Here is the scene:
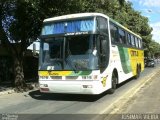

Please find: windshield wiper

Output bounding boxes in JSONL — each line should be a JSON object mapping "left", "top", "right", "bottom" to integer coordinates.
{"left": 65, "top": 42, "right": 78, "bottom": 72}
{"left": 53, "top": 58, "right": 64, "bottom": 68}
{"left": 66, "top": 58, "right": 78, "bottom": 72}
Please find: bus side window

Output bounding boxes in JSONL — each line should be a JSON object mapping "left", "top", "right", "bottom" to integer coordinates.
{"left": 118, "top": 28, "right": 126, "bottom": 44}
{"left": 135, "top": 37, "right": 139, "bottom": 48}
{"left": 97, "top": 17, "right": 108, "bottom": 35}
{"left": 131, "top": 35, "right": 135, "bottom": 47}
{"left": 110, "top": 22, "right": 118, "bottom": 43}
{"left": 127, "top": 33, "right": 132, "bottom": 46}
{"left": 139, "top": 39, "right": 142, "bottom": 49}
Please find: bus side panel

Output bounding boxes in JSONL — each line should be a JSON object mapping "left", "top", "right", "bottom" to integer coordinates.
{"left": 110, "top": 45, "right": 132, "bottom": 83}
{"left": 110, "top": 45, "right": 144, "bottom": 84}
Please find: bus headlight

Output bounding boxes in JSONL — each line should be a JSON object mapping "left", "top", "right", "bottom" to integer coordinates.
{"left": 40, "top": 84, "right": 48, "bottom": 87}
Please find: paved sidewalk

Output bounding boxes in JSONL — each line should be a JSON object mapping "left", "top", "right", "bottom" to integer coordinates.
{"left": 120, "top": 71, "right": 160, "bottom": 114}
{"left": 0, "top": 82, "right": 39, "bottom": 96}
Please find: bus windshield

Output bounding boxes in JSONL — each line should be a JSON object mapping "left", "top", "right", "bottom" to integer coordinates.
{"left": 39, "top": 35, "right": 99, "bottom": 71}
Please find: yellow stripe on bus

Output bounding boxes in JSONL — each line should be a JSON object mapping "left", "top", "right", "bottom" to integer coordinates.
{"left": 39, "top": 71, "right": 73, "bottom": 76}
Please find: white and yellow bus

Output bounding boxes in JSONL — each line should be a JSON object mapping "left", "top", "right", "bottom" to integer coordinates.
{"left": 38, "top": 13, "right": 144, "bottom": 94}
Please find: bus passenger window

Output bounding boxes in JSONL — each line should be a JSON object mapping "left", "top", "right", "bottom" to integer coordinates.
{"left": 97, "top": 17, "right": 108, "bottom": 35}
{"left": 127, "top": 34, "right": 132, "bottom": 45}
{"left": 135, "top": 37, "right": 139, "bottom": 48}
{"left": 138, "top": 39, "right": 142, "bottom": 48}
{"left": 131, "top": 35, "right": 135, "bottom": 47}
{"left": 118, "top": 29, "right": 126, "bottom": 44}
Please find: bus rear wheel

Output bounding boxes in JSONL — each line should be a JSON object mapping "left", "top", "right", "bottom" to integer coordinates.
{"left": 134, "top": 66, "right": 140, "bottom": 79}
{"left": 108, "top": 73, "right": 117, "bottom": 94}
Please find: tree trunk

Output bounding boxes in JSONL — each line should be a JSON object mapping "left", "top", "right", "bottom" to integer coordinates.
{"left": 14, "top": 58, "right": 26, "bottom": 92}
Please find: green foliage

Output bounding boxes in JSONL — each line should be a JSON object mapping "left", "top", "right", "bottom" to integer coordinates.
{"left": 107, "top": 1, "right": 159, "bottom": 57}
{"left": 148, "top": 40, "right": 160, "bottom": 58}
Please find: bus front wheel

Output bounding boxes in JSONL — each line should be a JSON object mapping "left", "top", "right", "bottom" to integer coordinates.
{"left": 108, "top": 73, "right": 117, "bottom": 94}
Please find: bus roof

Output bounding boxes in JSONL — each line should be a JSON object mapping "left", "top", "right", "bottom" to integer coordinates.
{"left": 43, "top": 13, "right": 141, "bottom": 39}
{"left": 43, "top": 13, "right": 108, "bottom": 22}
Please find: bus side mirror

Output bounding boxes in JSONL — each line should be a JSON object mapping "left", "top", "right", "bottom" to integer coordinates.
{"left": 33, "top": 43, "right": 36, "bottom": 56}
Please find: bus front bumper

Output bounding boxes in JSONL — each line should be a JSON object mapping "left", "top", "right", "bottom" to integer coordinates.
{"left": 39, "top": 80, "right": 104, "bottom": 95}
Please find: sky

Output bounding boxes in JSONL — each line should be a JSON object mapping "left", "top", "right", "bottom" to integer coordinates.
{"left": 127, "top": 0, "right": 160, "bottom": 43}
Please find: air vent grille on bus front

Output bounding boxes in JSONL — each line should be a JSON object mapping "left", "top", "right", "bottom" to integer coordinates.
{"left": 50, "top": 76, "right": 62, "bottom": 80}
{"left": 65, "top": 76, "right": 78, "bottom": 80}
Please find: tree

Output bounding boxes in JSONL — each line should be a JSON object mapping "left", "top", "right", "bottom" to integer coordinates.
{"left": 0, "top": 0, "right": 32, "bottom": 91}
{"left": 148, "top": 40, "right": 160, "bottom": 58}
{"left": 1, "top": 0, "right": 90, "bottom": 91}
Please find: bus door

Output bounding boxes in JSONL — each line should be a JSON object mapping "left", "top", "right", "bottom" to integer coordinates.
{"left": 97, "top": 35, "right": 109, "bottom": 73}
{"left": 96, "top": 17, "right": 110, "bottom": 73}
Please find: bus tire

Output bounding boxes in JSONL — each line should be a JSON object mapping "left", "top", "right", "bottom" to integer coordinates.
{"left": 134, "top": 66, "right": 140, "bottom": 79}
{"left": 108, "top": 73, "right": 117, "bottom": 94}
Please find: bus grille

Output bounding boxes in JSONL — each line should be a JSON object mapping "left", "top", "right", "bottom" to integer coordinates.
{"left": 65, "top": 76, "right": 78, "bottom": 80}
{"left": 50, "top": 76, "right": 62, "bottom": 80}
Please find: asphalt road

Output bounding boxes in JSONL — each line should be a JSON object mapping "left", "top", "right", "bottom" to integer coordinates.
{"left": 0, "top": 64, "right": 160, "bottom": 120}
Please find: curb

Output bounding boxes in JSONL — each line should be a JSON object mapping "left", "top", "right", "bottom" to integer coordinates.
{"left": 0, "top": 89, "right": 15, "bottom": 96}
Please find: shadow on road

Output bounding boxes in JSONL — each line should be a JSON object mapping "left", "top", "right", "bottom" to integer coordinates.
{"left": 117, "top": 77, "right": 133, "bottom": 88}
{"left": 28, "top": 90, "right": 110, "bottom": 102}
